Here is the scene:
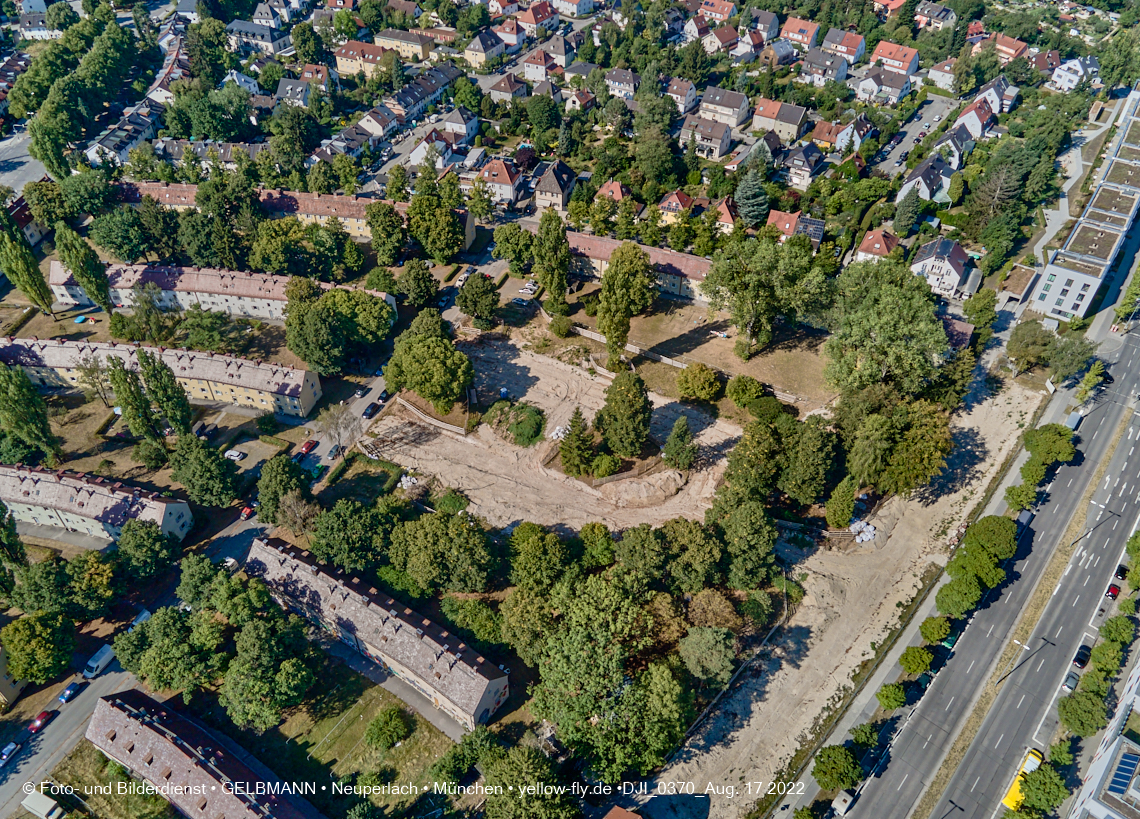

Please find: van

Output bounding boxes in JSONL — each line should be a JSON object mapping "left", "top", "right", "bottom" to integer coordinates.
{"left": 128, "top": 609, "right": 151, "bottom": 633}
{"left": 21, "top": 791, "right": 66, "bottom": 819}
{"left": 1065, "top": 410, "right": 1083, "bottom": 431}
{"left": 83, "top": 644, "right": 115, "bottom": 679}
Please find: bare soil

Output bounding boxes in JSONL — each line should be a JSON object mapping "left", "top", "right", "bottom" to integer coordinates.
{"left": 636, "top": 377, "right": 1045, "bottom": 819}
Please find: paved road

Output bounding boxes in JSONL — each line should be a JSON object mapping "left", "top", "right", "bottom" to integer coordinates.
{"left": 848, "top": 326, "right": 1140, "bottom": 819}
{"left": 0, "top": 666, "right": 135, "bottom": 819}
{"left": 864, "top": 93, "right": 960, "bottom": 178}
{"left": 0, "top": 131, "right": 46, "bottom": 193}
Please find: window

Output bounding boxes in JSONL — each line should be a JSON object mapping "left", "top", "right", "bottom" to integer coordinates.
{"left": 1065, "top": 278, "right": 1074, "bottom": 286}
{"left": 1060, "top": 289, "right": 1069, "bottom": 297}
{"left": 1082, "top": 283, "right": 1090, "bottom": 291}
{"left": 1077, "top": 293, "right": 1085, "bottom": 302}
{"left": 1055, "top": 298, "right": 1064, "bottom": 306}
{"left": 1042, "top": 284, "right": 1051, "bottom": 292}
{"left": 1047, "top": 274, "right": 1056, "bottom": 282}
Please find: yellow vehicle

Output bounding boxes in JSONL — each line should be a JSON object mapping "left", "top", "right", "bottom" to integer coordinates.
{"left": 1002, "top": 748, "right": 1044, "bottom": 810}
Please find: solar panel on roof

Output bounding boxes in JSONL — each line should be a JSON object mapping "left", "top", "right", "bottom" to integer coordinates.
{"left": 1108, "top": 752, "right": 1140, "bottom": 795}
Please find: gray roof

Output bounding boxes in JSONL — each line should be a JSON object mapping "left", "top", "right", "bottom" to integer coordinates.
{"left": 785, "top": 142, "right": 824, "bottom": 168}
{"left": 544, "top": 34, "right": 573, "bottom": 57}
{"left": 682, "top": 114, "right": 730, "bottom": 141}
{"left": 275, "top": 78, "right": 310, "bottom": 101}
{"left": 745, "top": 8, "right": 778, "bottom": 28}
{"left": 701, "top": 86, "right": 747, "bottom": 110}
{"left": 246, "top": 538, "right": 508, "bottom": 721}
{"left": 906, "top": 154, "right": 953, "bottom": 187}
{"left": 535, "top": 159, "right": 575, "bottom": 195}
{"left": 605, "top": 68, "right": 640, "bottom": 86}
{"left": 466, "top": 30, "right": 502, "bottom": 53}
{"left": 563, "top": 61, "right": 598, "bottom": 77}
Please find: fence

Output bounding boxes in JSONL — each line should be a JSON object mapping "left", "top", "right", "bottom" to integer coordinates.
{"left": 591, "top": 456, "right": 663, "bottom": 487}
{"left": 395, "top": 396, "right": 467, "bottom": 436}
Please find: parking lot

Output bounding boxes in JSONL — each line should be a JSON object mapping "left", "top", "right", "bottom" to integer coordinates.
{"left": 866, "top": 93, "right": 961, "bottom": 176}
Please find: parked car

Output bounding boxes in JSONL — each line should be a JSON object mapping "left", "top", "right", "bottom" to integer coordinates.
{"left": 1107, "top": 584, "right": 1121, "bottom": 599}
{"left": 58, "top": 682, "right": 84, "bottom": 704}
{"left": 27, "top": 711, "right": 54, "bottom": 734}
{"left": 240, "top": 506, "right": 255, "bottom": 521}
{"left": 512, "top": 297, "right": 530, "bottom": 306}
{"left": 362, "top": 402, "right": 380, "bottom": 419}
{"left": 934, "top": 115, "right": 942, "bottom": 122}
{"left": 223, "top": 449, "right": 246, "bottom": 462}
{"left": 1117, "top": 564, "right": 1129, "bottom": 580}
{"left": 328, "top": 445, "right": 345, "bottom": 460}
{"left": 378, "top": 389, "right": 390, "bottom": 403}
{"left": 0, "top": 742, "right": 20, "bottom": 767}
{"left": 300, "top": 439, "right": 318, "bottom": 454}
{"left": 1103, "top": 369, "right": 1115, "bottom": 384}
{"left": 1073, "top": 644, "right": 1092, "bottom": 668}
{"left": 900, "top": 151, "right": 910, "bottom": 160}
{"left": 291, "top": 451, "right": 305, "bottom": 464}
{"left": 354, "top": 387, "right": 366, "bottom": 398}
{"left": 1062, "top": 671, "right": 1080, "bottom": 692}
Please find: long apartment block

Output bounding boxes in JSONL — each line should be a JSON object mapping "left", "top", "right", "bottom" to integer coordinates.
{"left": 0, "top": 337, "right": 322, "bottom": 418}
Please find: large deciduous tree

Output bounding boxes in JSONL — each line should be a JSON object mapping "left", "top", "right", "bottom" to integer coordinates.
{"left": 597, "top": 242, "right": 656, "bottom": 368}
{"left": 0, "top": 611, "right": 75, "bottom": 684}
{"left": 383, "top": 334, "right": 473, "bottom": 414}
{"left": 170, "top": 434, "right": 238, "bottom": 507}
{"left": 137, "top": 350, "right": 192, "bottom": 435}
{"left": 0, "top": 365, "right": 60, "bottom": 464}
{"left": 365, "top": 201, "right": 406, "bottom": 266}
{"left": 54, "top": 223, "right": 112, "bottom": 314}
{"left": 532, "top": 209, "right": 571, "bottom": 315}
{"left": 256, "top": 455, "right": 310, "bottom": 526}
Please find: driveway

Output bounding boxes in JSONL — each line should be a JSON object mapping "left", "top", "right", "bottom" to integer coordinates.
{"left": 865, "top": 93, "right": 960, "bottom": 177}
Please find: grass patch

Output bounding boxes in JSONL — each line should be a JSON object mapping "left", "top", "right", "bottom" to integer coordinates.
{"left": 53, "top": 740, "right": 174, "bottom": 819}
{"left": 483, "top": 400, "right": 545, "bottom": 446}
{"left": 259, "top": 435, "right": 291, "bottom": 449}
{"left": 318, "top": 455, "right": 402, "bottom": 505}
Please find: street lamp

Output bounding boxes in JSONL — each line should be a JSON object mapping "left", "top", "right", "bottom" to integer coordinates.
{"left": 998, "top": 639, "right": 1033, "bottom": 684}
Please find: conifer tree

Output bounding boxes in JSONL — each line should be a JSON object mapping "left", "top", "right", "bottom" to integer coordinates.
{"left": 560, "top": 406, "right": 593, "bottom": 477}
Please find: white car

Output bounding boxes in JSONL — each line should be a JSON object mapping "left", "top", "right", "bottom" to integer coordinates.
{"left": 224, "top": 449, "right": 247, "bottom": 462}
{"left": 934, "top": 115, "right": 942, "bottom": 122}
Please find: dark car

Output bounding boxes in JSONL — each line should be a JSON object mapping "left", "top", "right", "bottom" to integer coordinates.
{"left": 1074, "top": 644, "right": 1092, "bottom": 668}
{"left": 290, "top": 451, "right": 305, "bottom": 464}
{"left": 1117, "top": 564, "right": 1129, "bottom": 580}
{"left": 354, "top": 387, "right": 366, "bottom": 398}
{"left": 28, "top": 711, "right": 54, "bottom": 733}
{"left": 899, "top": 150, "right": 910, "bottom": 161}
{"left": 378, "top": 389, "right": 390, "bottom": 403}
{"left": 0, "top": 742, "right": 19, "bottom": 767}
{"left": 362, "top": 402, "right": 380, "bottom": 420}
{"left": 59, "top": 681, "right": 83, "bottom": 704}
{"left": 1103, "top": 370, "right": 1115, "bottom": 384}
{"left": 1107, "top": 584, "right": 1121, "bottom": 600}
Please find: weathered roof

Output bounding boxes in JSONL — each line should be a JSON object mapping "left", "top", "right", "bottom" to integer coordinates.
{"left": 701, "top": 86, "right": 747, "bottom": 110}
{"left": 858, "top": 229, "right": 899, "bottom": 257}
{"left": 535, "top": 159, "right": 575, "bottom": 196}
{"left": 553, "top": 230, "right": 713, "bottom": 283}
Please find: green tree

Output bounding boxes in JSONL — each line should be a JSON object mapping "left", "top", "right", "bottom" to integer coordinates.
{"left": 899, "top": 645, "right": 933, "bottom": 674}
{"left": 676, "top": 362, "right": 720, "bottom": 401}
{"left": 384, "top": 334, "right": 473, "bottom": 414}
{"left": 559, "top": 406, "right": 594, "bottom": 477}
{"left": 734, "top": 167, "right": 769, "bottom": 227}
{"left": 532, "top": 209, "right": 571, "bottom": 314}
{"left": 1058, "top": 689, "right": 1107, "bottom": 736}
{"left": 0, "top": 611, "right": 74, "bottom": 684}
{"left": 365, "top": 706, "right": 413, "bottom": 749}
{"left": 0, "top": 366, "right": 59, "bottom": 463}
{"left": 1101, "top": 614, "right": 1134, "bottom": 645}
{"left": 220, "top": 615, "right": 315, "bottom": 732}
{"left": 678, "top": 626, "right": 736, "bottom": 687}
{"left": 894, "top": 185, "right": 922, "bottom": 236}
{"left": 850, "top": 722, "right": 879, "bottom": 749}
{"left": 936, "top": 574, "right": 983, "bottom": 619}
{"left": 9, "top": 558, "right": 73, "bottom": 617}
{"left": 256, "top": 455, "right": 309, "bottom": 526}
{"left": 594, "top": 371, "right": 652, "bottom": 458}
{"left": 137, "top": 350, "right": 192, "bottom": 435}
{"left": 467, "top": 177, "right": 493, "bottom": 222}
{"left": 114, "top": 606, "right": 224, "bottom": 698}
{"left": 170, "top": 434, "right": 238, "bottom": 507}
{"left": 386, "top": 164, "right": 409, "bottom": 201}
{"left": 291, "top": 21, "right": 319, "bottom": 63}
{"left": 876, "top": 682, "right": 906, "bottom": 710}
{"left": 66, "top": 551, "right": 116, "bottom": 619}
{"left": 23, "top": 180, "right": 75, "bottom": 227}
{"left": 55, "top": 223, "right": 112, "bottom": 314}
{"left": 0, "top": 212, "right": 54, "bottom": 314}
{"left": 492, "top": 223, "right": 533, "bottom": 277}
{"left": 596, "top": 242, "right": 655, "bottom": 368}
{"left": 176, "top": 554, "right": 220, "bottom": 611}
{"left": 483, "top": 746, "right": 580, "bottom": 819}
{"left": 397, "top": 259, "right": 439, "bottom": 309}
{"left": 365, "top": 201, "right": 407, "bottom": 266}
{"left": 825, "top": 475, "right": 856, "bottom": 529}
{"left": 1021, "top": 764, "right": 1068, "bottom": 813}
{"left": 89, "top": 206, "right": 150, "bottom": 264}
{"left": 920, "top": 616, "right": 951, "bottom": 644}
{"left": 107, "top": 357, "right": 162, "bottom": 442}
{"left": 509, "top": 522, "right": 569, "bottom": 594}
{"left": 812, "top": 745, "right": 863, "bottom": 791}
{"left": 1005, "top": 483, "right": 1038, "bottom": 512}
{"left": 310, "top": 499, "right": 382, "bottom": 572}
{"left": 117, "top": 519, "right": 179, "bottom": 581}
{"left": 661, "top": 415, "right": 697, "bottom": 470}
{"left": 388, "top": 512, "right": 493, "bottom": 593}
{"left": 963, "top": 288, "right": 998, "bottom": 329}
{"left": 1007, "top": 320, "right": 1054, "bottom": 375}
{"left": 778, "top": 416, "right": 837, "bottom": 506}
{"left": 457, "top": 271, "right": 499, "bottom": 322}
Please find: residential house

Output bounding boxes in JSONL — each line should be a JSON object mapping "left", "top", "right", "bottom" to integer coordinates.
{"left": 464, "top": 30, "right": 505, "bottom": 66}
{"left": 752, "top": 97, "right": 807, "bottom": 142}
{"left": 927, "top": 57, "right": 956, "bottom": 91}
{"left": 799, "top": 47, "right": 848, "bottom": 87}
{"left": 252, "top": 1, "right": 285, "bottom": 27}
{"left": 523, "top": 49, "right": 557, "bottom": 81}
{"left": 915, "top": 0, "right": 956, "bottom": 30}
{"left": 974, "top": 32, "right": 1027, "bottom": 64}
{"left": 533, "top": 80, "right": 562, "bottom": 102}
{"left": 85, "top": 100, "right": 165, "bottom": 167}
{"left": 783, "top": 142, "right": 825, "bottom": 189}
{"left": 596, "top": 179, "right": 632, "bottom": 203}
{"left": 544, "top": 34, "right": 575, "bottom": 66}
{"left": 699, "top": 0, "right": 735, "bottom": 22}
{"left": 0, "top": 465, "right": 192, "bottom": 543}
{"left": 248, "top": 539, "right": 511, "bottom": 730}
{"left": 552, "top": 0, "right": 592, "bottom": 16}
{"left": 561, "top": 60, "right": 597, "bottom": 82}
{"left": 873, "top": 0, "right": 906, "bottom": 16}
{"left": 856, "top": 67, "right": 911, "bottom": 105}
{"left": 375, "top": 28, "right": 434, "bottom": 60}
{"left": 910, "top": 238, "right": 971, "bottom": 296}
{"left": 1052, "top": 55, "right": 1099, "bottom": 92}
{"left": 334, "top": 41, "right": 391, "bottom": 78}
{"left": 703, "top": 26, "right": 738, "bottom": 54}
{"left": 222, "top": 69, "right": 261, "bottom": 94}
{"left": 765, "top": 209, "right": 825, "bottom": 247}
{"left": 441, "top": 106, "right": 479, "bottom": 143}
{"left": 810, "top": 121, "right": 844, "bottom": 152}
{"left": 665, "top": 77, "right": 697, "bottom": 113}
{"left": 683, "top": 15, "right": 710, "bottom": 44}
{"left": 976, "top": 74, "right": 1019, "bottom": 113}
{"left": 327, "top": 0, "right": 355, "bottom": 7}
{"left": 175, "top": 0, "right": 199, "bottom": 22}
{"left": 517, "top": 1, "right": 559, "bottom": 36}
{"left": 381, "top": 62, "right": 463, "bottom": 123}
{"left": 869, "top": 40, "right": 919, "bottom": 75}
{"left": 489, "top": 0, "right": 518, "bottom": 16}
{"left": 8, "top": 192, "right": 47, "bottom": 247}
{"left": 605, "top": 68, "right": 640, "bottom": 99}
{"left": 355, "top": 105, "right": 400, "bottom": 139}
{"left": 658, "top": 189, "right": 696, "bottom": 224}
{"left": 731, "top": 29, "right": 765, "bottom": 62}
{"left": 1030, "top": 49, "right": 1061, "bottom": 74}
{"left": 489, "top": 72, "right": 528, "bottom": 102}
{"left": 145, "top": 39, "right": 193, "bottom": 104}
{"left": 565, "top": 88, "right": 595, "bottom": 111}
{"left": 855, "top": 229, "right": 899, "bottom": 262}
{"left": 954, "top": 96, "right": 995, "bottom": 139}
{"left": 781, "top": 17, "right": 819, "bottom": 49}
{"left": 225, "top": 21, "right": 292, "bottom": 55}
{"left": 681, "top": 115, "right": 733, "bottom": 160}
{"left": 275, "top": 78, "right": 311, "bottom": 107}
{"left": 757, "top": 38, "right": 797, "bottom": 69}
{"left": 154, "top": 139, "right": 271, "bottom": 169}
{"left": 699, "top": 86, "right": 749, "bottom": 127}
{"left": 554, "top": 230, "right": 712, "bottom": 300}
{"left": 534, "top": 159, "right": 576, "bottom": 210}
{"left": 299, "top": 63, "right": 338, "bottom": 92}
{"left": 407, "top": 129, "right": 455, "bottom": 167}
{"left": 492, "top": 18, "right": 524, "bottom": 49}
{"left": 0, "top": 336, "right": 323, "bottom": 418}
{"left": 742, "top": 8, "right": 779, "bottom": 41}
{"left": 896, "top": 154, "right": 954, "bottom": 202}
{"left": 476, "top": 158, "right": 522, "bottom": 203}
{"left": 932, "top": 124, "right": 974, "bottom": 169}
{"left": 965, "top": 20, "right": 987, "bottom": 42}
{"left": 835, "top": 113, "right": 876, "bottom": 154}
{"left": 18, "top": 13, "right": 60, "bottom": 40}
{"left": 712, "top": 197, "right": 737, "bottom": 233}
{"left": 821, "top": 28, "right": 865, "bottom": 63}
{"left": 0, "top": 648, "right": 25, "bottom": 710}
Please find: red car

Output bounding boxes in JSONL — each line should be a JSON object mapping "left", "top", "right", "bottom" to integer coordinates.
{"left": 1107, "top": 584, "right": 1121, "bottom": 600}
{"left": 240, "top": 506, "right": 254, "bottom": 521}
{"left": 300, "top": 440, "right": 318, "bottom": 455}
{"left": 28, "top": 711, "right": 53, "bottom": 733}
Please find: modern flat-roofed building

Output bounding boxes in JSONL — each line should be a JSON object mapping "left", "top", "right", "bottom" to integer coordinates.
{"left": 0, "top": 338, "right": 323, "bottom": 418}
{"left": 246, "top": 538, "right": 509, "bottom": 731}
{"left": 87, "top": 689, "right": 325, "bottom": 819}
{"left": 0, "top": 465, "right": 192, "bottom": 542}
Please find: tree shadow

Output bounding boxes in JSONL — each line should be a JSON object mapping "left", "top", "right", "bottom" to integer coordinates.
{"left": 240, "top": 323, "right": 288, "bottom": 361}
{"left": 913, "top": 426, "right": 988, "bottom": 505}
{"left": 463, "top": 338, "right": 541, "bottom": 401}
{"left": 640, "top": 795, "right": 712, "bottom": 819}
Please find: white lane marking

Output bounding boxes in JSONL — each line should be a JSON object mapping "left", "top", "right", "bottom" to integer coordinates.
{"left": 1085, "top": 575, "right": 1090, "bottom": 586}
{"left": 1095, "top": 428, "right": 1101, "bottom": 440}
{"left": 1095, "top": 555, "right": 1101, "bottom": 568}
{"left": 898, "top": 774, "right": 909, "bottom": 791}
{"left": 1037, "top": 657, "right": 1046, "bottom": 672}
{"left": 1056, "top": 625, "right": 1064, "bottom": 638}
{"left": 1123, "top": 482, "right": 1130, "bottom": 497}
{"left": 946, "top": 696, "right": 955, "bottom": 711}
{"left": 1074, "top": 594, "right": 1081, "bottom": 607}
{"left": 1116, "top": 519, "right": 1120, "bottom": 530}
{"left": 1018, "top": 694, "right": 1026, "bottom": 708}
{"left": 1065, "top": 564, "right": 1072, "bottom": 576}
{"left": 989, "top": 624, "right": 995, "bottom": 637}
{"left": 972, "top": 777, "right": 980, "bottom": 792}
{"left": 995, "top": 733, "right": 1005, "bottom": 749}
{"left": 1116, "top": 478, "right": 1121, "bottom": 487}
{"left": 1106, "top": 475, "right": 1113, "bottom": 489}
{"left": 967, "top": 660, "right": 975, "bottom": 674}
{"left": 1069, "top": 477, "right": 1074, "bottom": 487}
{"left": 923, "top": 733, "right": 932, "bottom": 749}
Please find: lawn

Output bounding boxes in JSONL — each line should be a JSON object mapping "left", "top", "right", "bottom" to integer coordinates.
{"left": 189, "top": 659, "right": 454, "bottom": 816}
{"left": 318, "top": 452, "right": 402, "bottom": 506}
{"left": 52, "top": 740, "right": 174, "bottom": 819}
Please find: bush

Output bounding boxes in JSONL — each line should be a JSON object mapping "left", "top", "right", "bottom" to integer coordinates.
{"left": 485, "top": 400, "right": 545, "bottom": 446}
{"left": 876, "top": 682, "right": 906, "bottom": 710}
{"left": 255, "top": 412, "right": 280, "bottom": 434}
{"left": 549, "top": 314, "right": 573, "bottom": 337}
{"left": 132, "top": 439, "right": 168, "bottom": 470}
{"left": 741, "top": 590, "right": 773, "bottom": 627}
{"left": 919, "top": 616, "right": 950, "bottom": 645}
{"left": 899, "top": 645, "right": 933, "bottom": 675}
{"left": 592, "top": 453, "right": 620, "bottom": 478}
{"left": 726, "top": 374, "right": 766, "bottom": 408}
{"left": 677, "top": 363, "right": 722, "bottom": 401}
{"left": 364, "top": 706, "right": 413, "bottom": 750}
{"left": 434, "top": 489, "right": 469, "bottom": 514}
{"left": 579, "top": 291, "right": 599, "bottom": 317}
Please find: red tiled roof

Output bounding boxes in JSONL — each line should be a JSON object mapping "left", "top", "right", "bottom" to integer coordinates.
{"left": 767, "top": 209, "right": 800, "bottom": 237}
{"left": 858, "top": 229, "right": 899, "bottom": 256}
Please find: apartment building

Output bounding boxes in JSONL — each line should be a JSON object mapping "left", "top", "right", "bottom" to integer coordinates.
{"left": 334, "top": 40, "right": 392, "bottom": 78}
{"left": 375, "top": 28, "right": 434, "bottom": 61}
{"left": 553, "top": 230, "right": 713, "bottom": 301}
{"left": 698, "top": 86, "right": 750, "bottom": 127}
{"left": 534, "top": 159, "right": 576, "bottom": 211}
{"left": 799, "top": 47, "right": 848, "bottom": 87}
{"left": 0, "top": 465, "right": 192, "bottom": 542}
{"left": 224, "top": 20, "right": 292, "bottom": 55}
{"left": 382, "top": 62, "right": 463, "bottom": 122}
{"left": 152, "top": 139, "right": 272, "bottom": 169}
{"left": 681, "top": 115, "right": 733, "bottom": 160}
{"left": 87, "top": 690, "right": 324, "bottom": 819}
{"left": 247, "top": 538, "right": 510, "bottom": 730}
{"left": 85, "top": 100, "right": 165, "bottom": 167}
{"left": 0, "top": 337, "right": 322, "bottom": 418}
{"left": 464, "top": 30, "right": 505, "bottom": 66}
{"left": 0, "top": 647, "right": 26, "bottom": 709}
{"left": 910, "top": 238, "right": 971, "bottom": 297}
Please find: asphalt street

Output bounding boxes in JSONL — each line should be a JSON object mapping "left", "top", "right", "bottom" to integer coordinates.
{"left": 850, "top": 329, "right": 1140, "bottom": 819}
{"left": 866, "top": 93, "right": 960, "bottom": 178}
{"left": 0, "top": 131, "right": 45, "bottom": 195}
